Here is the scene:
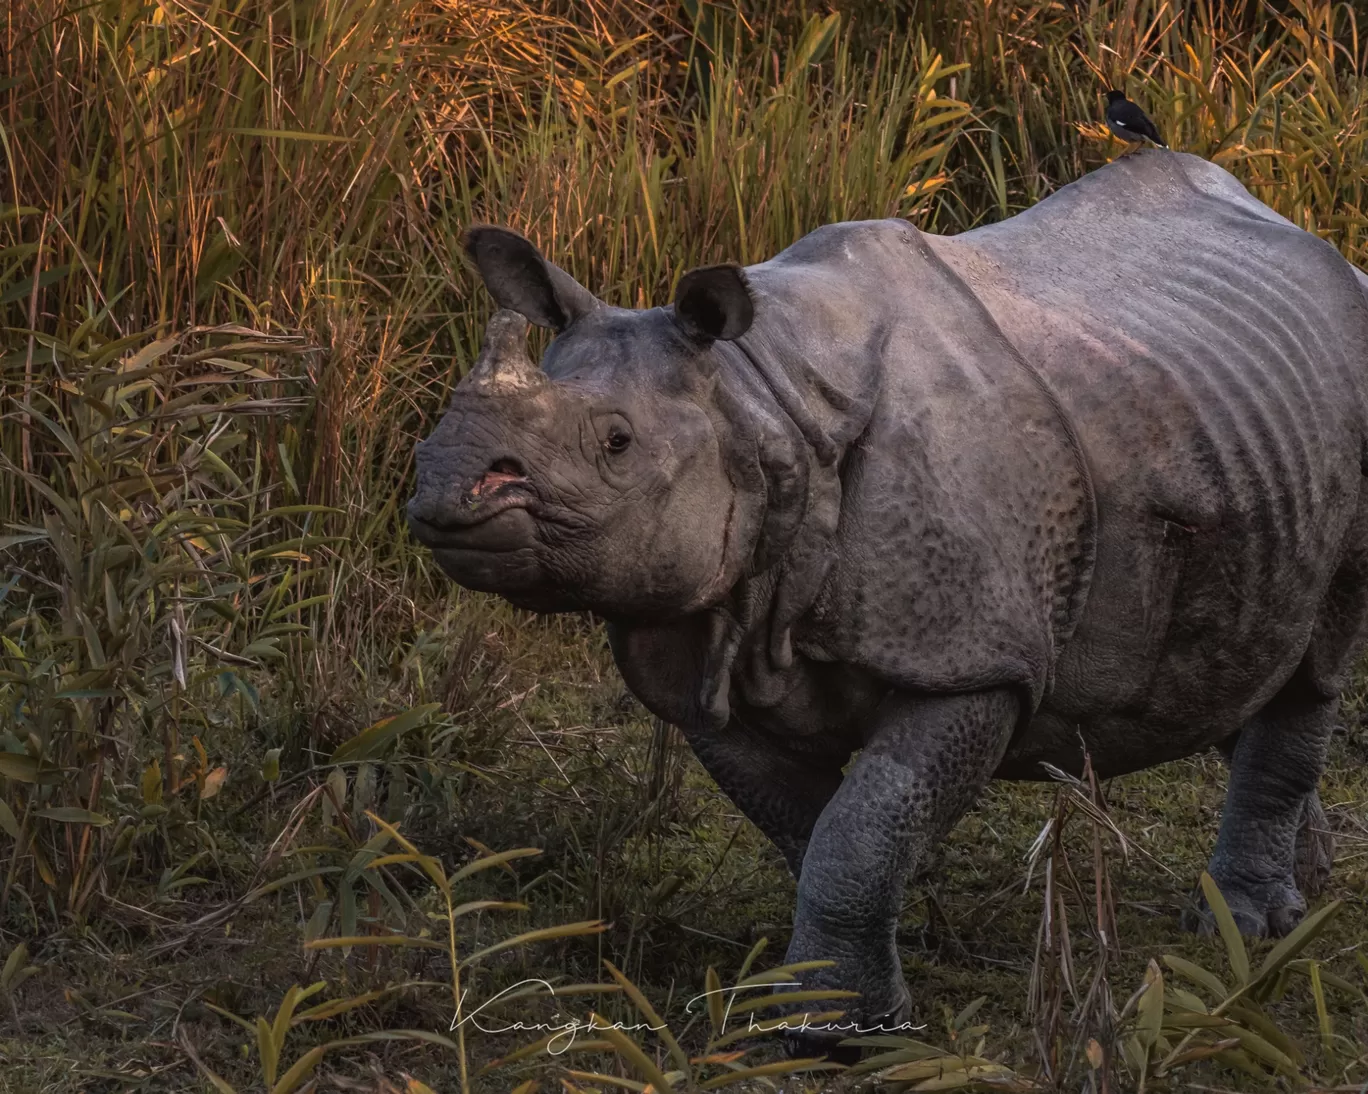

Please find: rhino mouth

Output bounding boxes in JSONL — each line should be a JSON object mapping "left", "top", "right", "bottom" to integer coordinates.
{"left": 408, "top": 457, "right": 536, "bottom": 548}
{"left": 450, "top": 460, "right": 534, "bottom": 526}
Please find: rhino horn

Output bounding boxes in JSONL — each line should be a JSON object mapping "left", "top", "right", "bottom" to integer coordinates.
{"left": 462, "top": 310, "right": 546, "bottom": 395}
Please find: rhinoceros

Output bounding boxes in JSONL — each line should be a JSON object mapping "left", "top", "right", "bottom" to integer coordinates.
{"left": 407, "top": 150, "right": 1368, "bottom": 1048}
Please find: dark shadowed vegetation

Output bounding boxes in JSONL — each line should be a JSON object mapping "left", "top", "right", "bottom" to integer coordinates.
{"left": 1, "top": 0, "right": 1366, "bottom": 1089}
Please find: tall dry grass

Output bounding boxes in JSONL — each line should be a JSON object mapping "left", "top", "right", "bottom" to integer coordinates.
{"left": 0, "top": 0, "right": 977, "bottom": 925}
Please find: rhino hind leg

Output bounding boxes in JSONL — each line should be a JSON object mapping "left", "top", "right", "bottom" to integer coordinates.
{"left": 1187, "top": 682, "right": 1335, "bottom": 937}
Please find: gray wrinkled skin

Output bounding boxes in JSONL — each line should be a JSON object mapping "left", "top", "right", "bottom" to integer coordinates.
{"left": 408, "top": 152, "right": 1368, "bottom": 1053}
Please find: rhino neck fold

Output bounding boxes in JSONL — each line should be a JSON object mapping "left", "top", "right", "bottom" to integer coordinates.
{"left": 604, "top": 317, "right": 878, "bottom": 731}
{"left": 687, "top": 323, "right": 881, "bottom": 728}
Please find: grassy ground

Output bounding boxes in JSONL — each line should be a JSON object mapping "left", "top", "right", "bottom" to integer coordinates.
{"left": 2, "top": 607, "right": 1366, "bottom": 1090}
{"left": 2, "top": 0, "right": 1368, "bottom": 1090}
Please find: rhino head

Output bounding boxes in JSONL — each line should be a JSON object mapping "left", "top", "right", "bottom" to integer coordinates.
{"left": 407, "top": 227, "right": 767, "bottom": 620}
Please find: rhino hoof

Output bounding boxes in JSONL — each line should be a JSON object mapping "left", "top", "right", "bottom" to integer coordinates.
{"left": 1180, "top": 882, "right": 1305, "bottom": 939}
{"left": 783, "top": 1029, "right": 864, "bottom": 1065}
{"left": 781, "top": 980, "right": 914, "bottom": 1064}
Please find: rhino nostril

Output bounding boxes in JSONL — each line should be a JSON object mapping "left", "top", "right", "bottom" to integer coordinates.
{"left": 470, "top": 457, "right": 528, "bottom": 498}
{"left": 407, "top": 454, "right": 533, "bottom": 541}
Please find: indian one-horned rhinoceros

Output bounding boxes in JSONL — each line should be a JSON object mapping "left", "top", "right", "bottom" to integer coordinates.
{"left": 407, "top": 150, "right": 1368, "bottom": 1049}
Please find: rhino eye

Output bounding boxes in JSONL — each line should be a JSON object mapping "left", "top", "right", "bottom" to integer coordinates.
{"left": 604, "top": 426, "right": 632, "bottom": 455}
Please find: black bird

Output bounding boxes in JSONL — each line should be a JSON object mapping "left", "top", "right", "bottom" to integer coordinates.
{"left": 1105, "top": 89, "right": 1167, "bottom": 151}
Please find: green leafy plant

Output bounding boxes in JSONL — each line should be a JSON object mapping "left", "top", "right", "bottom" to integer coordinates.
{"left": 0, "top": 939, "right": 41, "bottom": 1025}
{"left": 301, "top": 811, "right": 605, "bottom": 1090}
{"left": 0, "top": 324, "right": 326, "bottom": 925}
{"left": 528, "top": 940, "right": 850, "bottom": 1092}
{"left": 845, "top": 997, "right": 1042, "bottom": 1091}
{"left": 185, "top": 979, "right": 458, "bottom": 1094}
{"left": 185, "top": 808, "right": 607, "bottom": 1092}
{"left": 1119, "top": 874, "right": 1351, "bottom": 1089}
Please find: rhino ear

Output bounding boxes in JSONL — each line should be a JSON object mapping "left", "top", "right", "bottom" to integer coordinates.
{"left": 672, "top": 264, "right": 754, "bottom": 342}
{"left": 463, "top": 226, "right": 601, "bottom": 331}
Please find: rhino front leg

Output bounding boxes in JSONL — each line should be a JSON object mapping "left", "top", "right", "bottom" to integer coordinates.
{"left": 682, "top": 721, "right": 852, "bottom": 877}
{"left": 782, "top": 688, "right": 1019, "bottom": 1053}
{"left": 1197, "top": 681, "right": 1335, "bottom": 937}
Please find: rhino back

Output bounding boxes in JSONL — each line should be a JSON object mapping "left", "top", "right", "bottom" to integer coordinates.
{"left": 930, "top": 151, "right": 1368, "bottom": 774}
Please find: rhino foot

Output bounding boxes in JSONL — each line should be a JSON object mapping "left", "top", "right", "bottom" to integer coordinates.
{"left": 776, "top": 690, "right": 1018, "bottom": 1063}
{"left": 1183, "top": 792, "right": 1331, "bottom": 938}
{"left": 1193, "top": 684, "right": 1335, "bottom": 939}
{"left": 781, "top": 978, "right": 913, "bottom": 1063}
{"left": 1181, "top": 876, "right": 1306, "bottom": 938}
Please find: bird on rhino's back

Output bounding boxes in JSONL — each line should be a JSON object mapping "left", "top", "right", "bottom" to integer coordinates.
{"left": 407, "top": 149, "right": 1368, "bottom": 1057}
{"left": 1105, "top": 88, "right": 1168, "bottom": 149}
